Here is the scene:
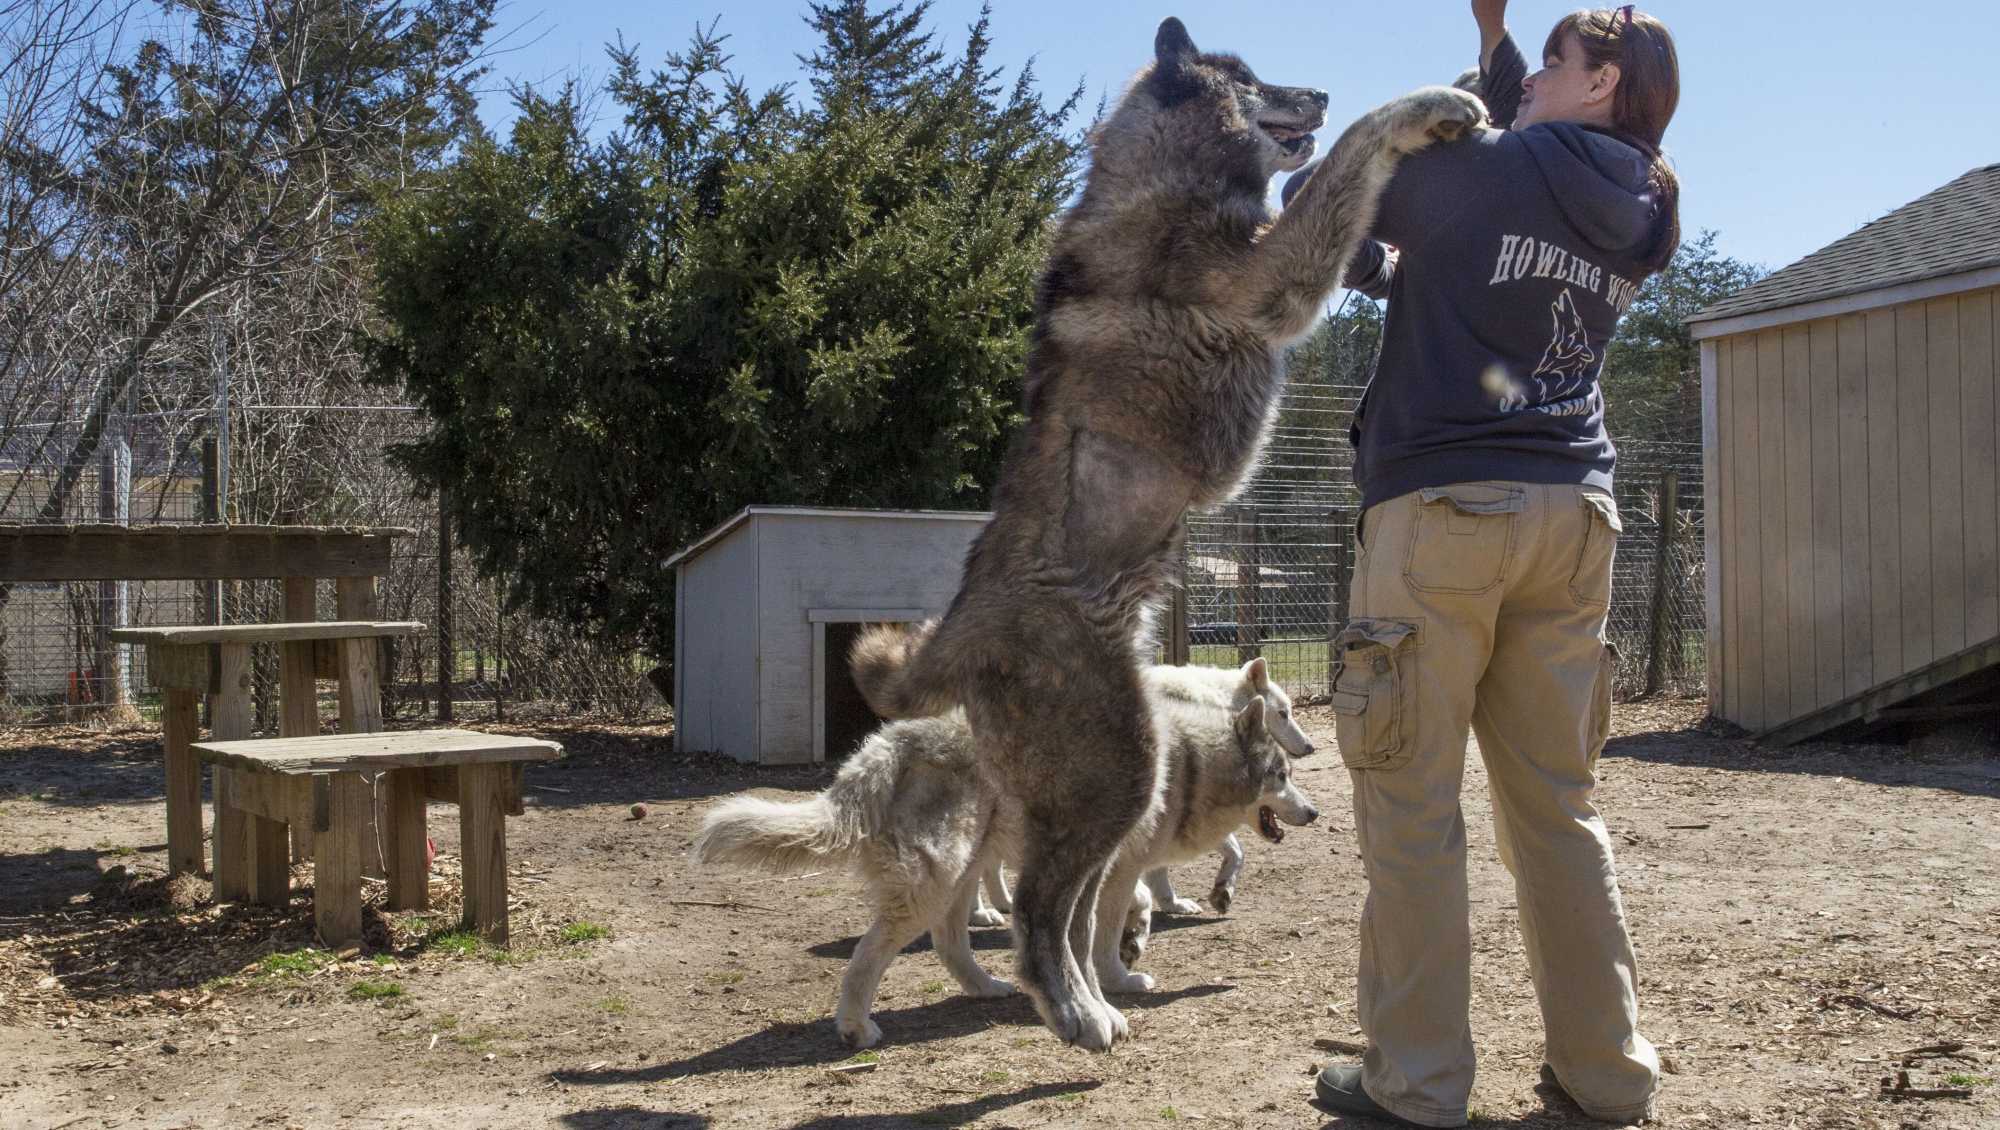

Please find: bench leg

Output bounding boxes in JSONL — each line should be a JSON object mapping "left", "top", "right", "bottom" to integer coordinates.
{"left": 210, "top": 642, "right": 254, "bottom": 901}
{"left": 280, "top": 637, "right": 320, "bottom": 863}
{"left": 248, "top": 810, "right": 290, "bottom": 907}
{"left": 162, "top": 689, "right": 202, "bottom": 878}
{"left": 313, "top": 772, "right": 369, "bottom": 949}
{"left": 459, "top": 763, "right": 508, "bottom": 944}
{"left": 212, "top": 767, "right": 251, "bottom": 902}
{"left": 383, "top": 768, "right": 429, "bottom": 911}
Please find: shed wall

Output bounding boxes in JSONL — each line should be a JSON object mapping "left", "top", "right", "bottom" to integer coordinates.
{"left": 754, "top": 514, "right": 984, "bottom": 763}
{"left": 675, "top": 525, "right": 759, "bottom": 758}
{"left": 1707, "top": 284, "right": 1999, "bottom": 731}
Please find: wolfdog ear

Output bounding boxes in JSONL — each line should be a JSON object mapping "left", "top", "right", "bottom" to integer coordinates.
{"left": 1243, "top": 655, "right": 1270, "bottom": 690}
{"left": 1233, "top": 697, "right": 1268, "bottom": 745}
{"left": 1155, "top": 17, "right": 1198, "bottom": 65}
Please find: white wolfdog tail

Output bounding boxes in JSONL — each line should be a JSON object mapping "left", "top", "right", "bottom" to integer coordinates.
{"left": 692, "top": 793, "right": 861, "bottom": 875}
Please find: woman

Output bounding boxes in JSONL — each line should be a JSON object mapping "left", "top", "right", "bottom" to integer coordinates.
{"left": 1287, "top": 5, "right": 1680, "bottom": 1126}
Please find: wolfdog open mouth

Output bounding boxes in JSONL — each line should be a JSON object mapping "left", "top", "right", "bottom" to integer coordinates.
{"left": 1259, "top": 122, "right": 1315, "bottom": 156}
{"left": 1257, "top": 805, "right": 1284, "bottom": 842}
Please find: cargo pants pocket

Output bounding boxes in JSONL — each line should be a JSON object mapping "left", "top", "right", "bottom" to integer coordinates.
{"left": 1567, "top": 492, "right": 1623, "bottom": 607}
{"left": 1587, "top": 641, "right": 1616, "bottom": 771}
{"left": 1403, "top": 484, "right": 1526, "bottom": 594}
{"left": 1329, "top": 618, "right": 1421, "bottom": 770}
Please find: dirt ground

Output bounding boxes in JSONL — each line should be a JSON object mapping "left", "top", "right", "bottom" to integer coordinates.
{"left": 1, "top": 699, "right": 1996, "bottom": 1130}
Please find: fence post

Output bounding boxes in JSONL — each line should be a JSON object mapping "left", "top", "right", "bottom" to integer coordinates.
{"left": 1644, "top": 470, "right": 1681, "bottom": 697}
{"left": 1167, "top": 532, "right": 1190, "bottom": 667}
{"left": 438, "top": 492, "right": 453, "bottom": 724}
{"left": 1236, "top": 508, "right": 1260, "bottom": 665}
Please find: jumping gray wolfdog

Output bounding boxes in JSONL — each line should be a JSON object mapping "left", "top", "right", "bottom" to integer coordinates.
{"left": 691, "top": 664, "right": 1319, "bottom": 1049}
{"left": 849, "top": 17, "right": 1486, "bottom": 1050}
{"left": 970, "top": 656, "right": 1318, "bottom": 928}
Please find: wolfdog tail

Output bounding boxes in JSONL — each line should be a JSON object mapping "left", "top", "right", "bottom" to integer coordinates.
{"left": 848, "top": 618, "right": 963, "bottom": 720}
{"left": 692, "top": 793, "right": 863, "bottom": 875}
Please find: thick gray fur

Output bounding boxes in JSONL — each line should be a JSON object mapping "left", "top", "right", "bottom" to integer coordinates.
{"left": 848, "top": 17, "right": 1486, "bottom": 1050}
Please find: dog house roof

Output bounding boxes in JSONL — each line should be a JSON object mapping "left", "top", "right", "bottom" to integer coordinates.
{"left": 664, "top": 506, "right": 990, "bottom": 570}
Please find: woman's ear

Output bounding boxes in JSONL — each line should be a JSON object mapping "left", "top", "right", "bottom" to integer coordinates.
{"left": 1587, "top": 61, "right": 1622, "bottom": 107}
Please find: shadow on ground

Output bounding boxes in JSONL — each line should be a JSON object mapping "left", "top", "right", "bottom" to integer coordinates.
{"left": 551, "top": 985, "right": 1231, "bottom": 1085}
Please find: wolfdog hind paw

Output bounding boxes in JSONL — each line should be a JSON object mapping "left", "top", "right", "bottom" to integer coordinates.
{"left": 966, "top": 976, "right": 1015, "bottom": 998}
{"left": 1164, "top": 896, "right": 1203, "bottom": 916}
{"left": 969, "top": 908, "right": 1006, "bottom": 928}
{"left": 1045, "top": 996, "right": 1121, "bottom": 1051}
{"left": 837, "top": 1017, "right": 883, "bottom": 1049}
{"left": 1384, "top": 85, "right": 1488, "bottom": 152}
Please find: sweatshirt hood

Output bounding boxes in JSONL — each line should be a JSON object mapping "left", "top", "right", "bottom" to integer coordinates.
{"left": 1515, "top": 122, "right": 1657, "bottom": 255}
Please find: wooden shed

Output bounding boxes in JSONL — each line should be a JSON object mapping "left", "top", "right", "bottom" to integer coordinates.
{"left": 1689, "top": 163, "right": 2000, "bottom": 744}
{"left": 667, "top": 506, "right": 989, "bottom": 764}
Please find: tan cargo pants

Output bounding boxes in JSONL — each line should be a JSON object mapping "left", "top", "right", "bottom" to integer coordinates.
{"left": 1330, "top": 481, "right": 1658, "bottom": 1127}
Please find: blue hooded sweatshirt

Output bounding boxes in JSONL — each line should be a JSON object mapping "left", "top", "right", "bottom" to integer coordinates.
{"left": 1282, "top": 34, "right": 1663, "bottom": 511}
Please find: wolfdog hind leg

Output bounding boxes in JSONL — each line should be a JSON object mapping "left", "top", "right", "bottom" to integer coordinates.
{"left": 1013, "top": 846, "right": 1121, "bottom": 1050}
{"left": 934, "top": 874, "right": 1013, "bottom": 998}
{"left": 1067, "top": 862, "right": 1130, "bottom": 1034}
{"left": 835, "top": 914, "right": 926, "bottom": 1050}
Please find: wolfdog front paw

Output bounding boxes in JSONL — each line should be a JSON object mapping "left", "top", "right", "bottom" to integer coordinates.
{"left": 837, "top": 1015, "right": 883, "bottom": 1049}
{"left": 969, "top": 907, "right": 1006, "bottom": 928}
{"left": 1163, "top": 896, "right": 1203, "bottom": 916}
{"left": 1107, "top": 970, "right": 1157, "bottom": 994}
{"left": 1383, "top": 85, "right": 1488, "bottom": 153}
{"left": 1208, "top": 882, "right": 1235, "bottom": 914}
{"left": 1046, "top": 996, "right": 1118, "bottom": 1051}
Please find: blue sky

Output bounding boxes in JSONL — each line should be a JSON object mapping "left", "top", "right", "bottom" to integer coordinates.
{"left": 471, "top": 0, "right": 2000, "bottom": 274}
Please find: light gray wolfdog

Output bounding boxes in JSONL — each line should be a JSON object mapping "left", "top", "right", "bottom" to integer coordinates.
{"left": 691, "top": 665, "right": 1318, "bottom": 1049}
{"left": 846, "top": 15, "right": 1485, "bottom": 1050}
{"left": 970, "top": 657, "right": 1317, "bottom": 927}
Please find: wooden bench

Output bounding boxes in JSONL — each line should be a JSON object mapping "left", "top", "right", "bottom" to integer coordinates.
{"left": 189, "top": 729, "right": 562, "bottom": 948}
{"left": 110, "top": 620, "right": 424, "bottom": 881}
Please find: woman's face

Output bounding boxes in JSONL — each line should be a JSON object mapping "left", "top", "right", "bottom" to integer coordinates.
{"left": 1515, "top": 32, "right": 1616, "bottom": 131}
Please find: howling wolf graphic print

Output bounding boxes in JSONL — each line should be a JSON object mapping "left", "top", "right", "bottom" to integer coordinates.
{"left": 1496, "top": 288, "right": 1600, "bottom": 415}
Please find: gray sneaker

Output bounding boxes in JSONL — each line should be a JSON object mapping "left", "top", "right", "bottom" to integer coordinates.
{"left": 1313, "top": 1062, "right": 1420, "bottom": 1126}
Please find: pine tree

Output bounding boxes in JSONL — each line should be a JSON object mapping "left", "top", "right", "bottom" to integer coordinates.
{"left": 369, "top": 3, "right": 1082, "bottom": 663}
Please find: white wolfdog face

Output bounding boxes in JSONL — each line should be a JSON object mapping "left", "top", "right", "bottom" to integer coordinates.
{"left": 1232, "top": 698, "right": 1320, "bottom": 843}
{"left": 1241, "top": 656, "right": 1316, "bottom": 758}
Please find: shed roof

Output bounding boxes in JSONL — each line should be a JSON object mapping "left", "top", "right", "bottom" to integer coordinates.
{"left": 1688, "top": 163, "right": 2000, "bottom": 328}
{"left": 665, "top": 506, "right": 990, "bottom": 569}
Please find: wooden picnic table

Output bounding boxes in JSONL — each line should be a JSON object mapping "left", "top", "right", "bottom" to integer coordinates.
{"left": 109, "top": 620, "right": 423, "bottom": 890}
{"left": 190, "top": 729, "right": 562, "bottom": 946}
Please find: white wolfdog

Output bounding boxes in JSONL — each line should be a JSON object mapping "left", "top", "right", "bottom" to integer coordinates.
{"left": 691, "top": 664, "right": 1319, "bottom": 1049}
{"left": 970, "top": 658, "right": 1317, "bottom": 927}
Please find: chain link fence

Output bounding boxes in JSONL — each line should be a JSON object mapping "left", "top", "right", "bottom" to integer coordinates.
{"left": 1, "top": 390, "right": 665, "bottom": 726}
{"left": 1172, "top": 299, "right": 1707, "bottom": 702}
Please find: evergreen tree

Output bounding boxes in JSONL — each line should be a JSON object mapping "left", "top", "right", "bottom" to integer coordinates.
{"left": 1602, "top": 230, "right": 1765, "bottom": 438}
{"left": 369, "top": 3, "right": 1081, "bottom": 664}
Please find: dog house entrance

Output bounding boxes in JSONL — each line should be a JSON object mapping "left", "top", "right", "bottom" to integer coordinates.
{"left": 810, "top": 608, "right": 927, "bottom": 763}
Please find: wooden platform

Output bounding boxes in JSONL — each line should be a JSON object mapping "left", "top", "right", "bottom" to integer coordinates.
{"left": 191, "top": 729, "right": 562, "bottom": 947}
{"left": 193, "top": 729, "right": 560, "bottom": 773}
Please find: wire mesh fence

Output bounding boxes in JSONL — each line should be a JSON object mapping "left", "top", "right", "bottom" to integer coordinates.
{"left": 0, "top": 391, "right": 666, "bottom": 726}
{"left": 1169, "top": 307, "right": 1707, "bottom": 703}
